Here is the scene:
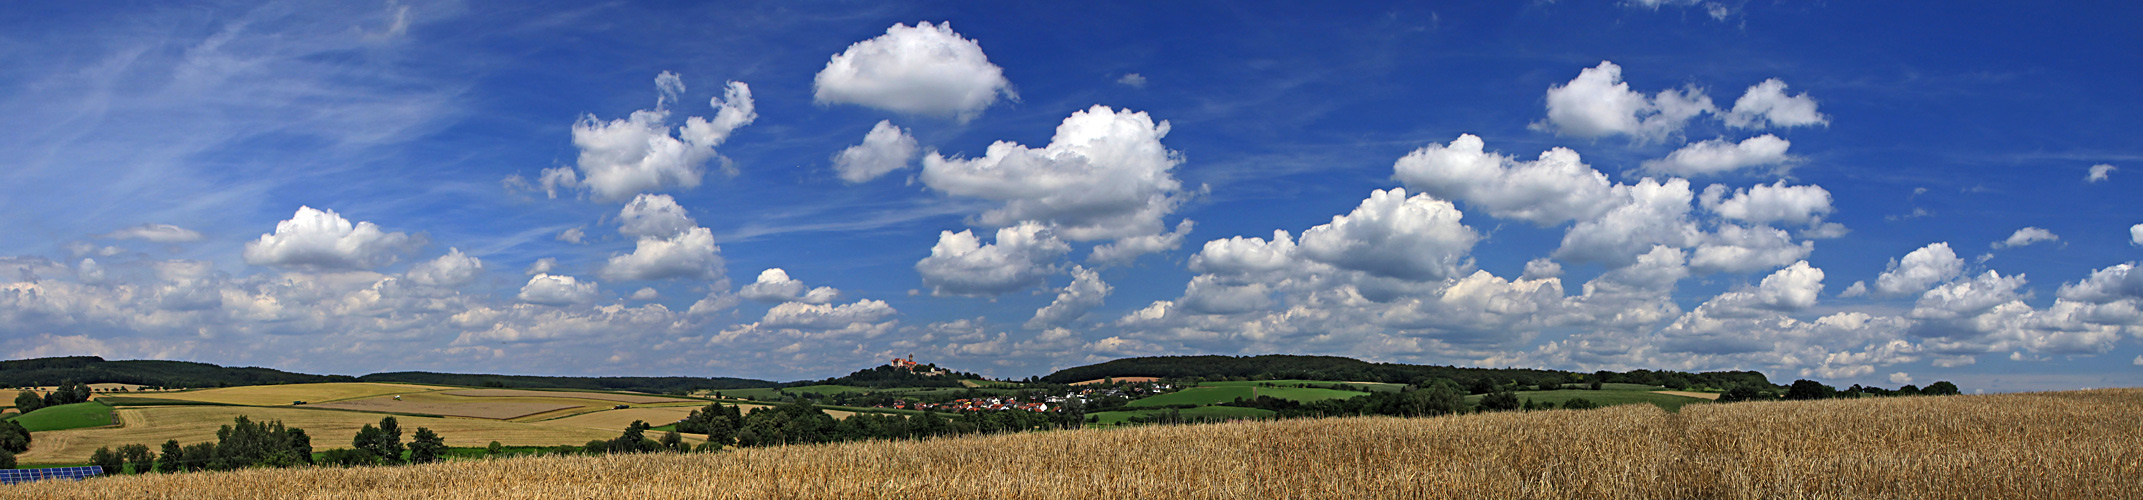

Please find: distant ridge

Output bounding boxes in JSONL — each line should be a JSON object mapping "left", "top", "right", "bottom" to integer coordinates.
{"left": 1039, "top": 354, "right": 1772, "bottom": 390}
{"left": 0, "top": 356, "right": 777, "bottom": 393}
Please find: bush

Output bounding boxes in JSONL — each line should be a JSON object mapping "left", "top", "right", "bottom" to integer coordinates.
{"left": 1477, "top": 391, "right": 1520, "bottom": 412}
{"left": 12, "top": 391, "right": 41, "bottom": 415}
{"left": 92, "top": 446, "right": 122, "bottom": 474}
{"left": 1562, "top": 397, "right": 1599, "bottom": 410}
{"left": 319, "top": 448, "right": 380, "bottom": 467}
{"left": 0, "top": 449, "right": 14, "bottom": 469}
{"left": 121, "top": 443, "right": 154, "bottom": 474}
{"left": 0, "top": 420, "right": 29, "bottom": 453}
{"left": 1786, "top": 380, "right": 1835, "bottom": 401}
{"left": 1922, "top": 381, "right": 1961, "bottom": 396}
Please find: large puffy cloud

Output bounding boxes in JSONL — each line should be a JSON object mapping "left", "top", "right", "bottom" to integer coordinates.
{"left": 1723, "top": 79, "right": 1827, "bottom": 129}
{"left": 1026, "top": 266, "right": 1111, "bottom": 329}
{"left": 1689, "top": 224, "right": 1813, "bottom": 274}
{"left": 517, "top": 274, "right": 600, "bottom": 305}
{"left": 1641, "top": 135, "right": 1794, "bottom": 177}
{"left": 759, "top": 299, "right": 897, "bottom": 330}
{"left": 1992, "top": 227, "right": 2058, "bottom": 249}
{"left": 1391, "top": 134, "right": 1617, "bottom": 225}
{"left": 617, "top": 194, "right": 697, "bottom": 238}
{"left": 1903, "top": 270, "right": 2122, "bottom": 357}
{"left": 404, "top": 248, "right": 482, "bottom": 288}
{"left": 2057, "top": 263, "right": 2143, "bottom": 304}
{"left": 915, "top": 222, "right": 1070, "bottom": 297}
{"left": 543, "top": 73, "right": 755, "bottom": 201}
{"left": 1703, "top": 261, "right": 1826, "bottom": 314}
{"left": 1297, "top": 188, "right": 1479, "bottom": 281}
{"left": 1555, "top": 178, "right": 1703, "bottom": 266}
{"left": 832, "top": 120, "right": 920, "bottom": 183}
{"left": 1699, "top": 181, "right": 1835, "bottom": 227}
{"left": 598, "top": 227, "right": 724, "bottom": 282}
{"left": 921, "top": 105, "right": 1190, "bottom": 245}
{"left": 813, "top": 22, "right": 1014, "bottom": 121}
{"left": 737, "top": 268, "right": 840, "bottom": 304}
{"left": 99, "top": 224, "right": 205, "bottom": 243}
{"left": 1534, "top": 61, "right": 1714, "bottom": 141}
{"left": 242, "top": 206, "right": 419, "bottom": 271}
{"left": 1873, "top": 243, "right": 1964, "bottom": 296}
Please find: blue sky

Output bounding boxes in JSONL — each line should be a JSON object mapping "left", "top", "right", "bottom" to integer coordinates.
{"left": 3, "top": 1, "right": 2139, "bottom": 390}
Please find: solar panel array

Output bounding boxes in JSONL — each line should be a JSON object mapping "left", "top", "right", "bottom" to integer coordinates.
{"left": 0, "top": 466, "right": 104, "bottom": 485}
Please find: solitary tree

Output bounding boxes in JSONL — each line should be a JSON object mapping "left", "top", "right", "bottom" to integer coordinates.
{"left": 0, "top": 449, "right": 14, "bottom": 469}
{"left": 0, "top": 420, "right": 30, "bottom": 453}
{"left": 408, "top": 427, "right": 447, "bottom": 464}
{"left": 1785, "top": 380, "right": 1835, "bottom": 400}
{"left": 1923, "top": 381, "right": 1961, "bottom": 396}
{"left": 157, "top": 440, "right": 183, "bottom": 473}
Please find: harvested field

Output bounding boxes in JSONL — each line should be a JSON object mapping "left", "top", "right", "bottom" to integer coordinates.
{"left": 13, "top": 406, "right": 621, "bottom": 464}
{"left": 310, "top": 394, "right": 579, "bottom": 420}
{"left": 541, "top": 407, "right": 700, "bottom": 431}
{"left": 142, "top": 383, "right": 446, "bottom": 406}
{"left": 1070, "top": 376, "right": 1159, "bottom": 385}
{"left": 438, "top": 389, "right": 698, "bottom": 405}
{"left": 1653, "top": 390, "right": 1721, "bottom": 400}
{"left": 17, "top": 388, "right": 2138, "bottom": 499}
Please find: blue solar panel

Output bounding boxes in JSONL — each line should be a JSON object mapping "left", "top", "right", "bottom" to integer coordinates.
{"left": 0, "top": 466, "right": 104, "bottom": 485}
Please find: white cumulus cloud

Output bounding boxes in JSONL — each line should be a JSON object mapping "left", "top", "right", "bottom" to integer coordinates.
{"left": 1391, "top": 134, "right": 1617, "bottom": 225}
{"left": 2134, "top": 224, "right": 2143, "bottom": 246}
{"left": 242, "top": 206, "right": 419, "bottom": 271}
{"left": 915, "top": 222, "right": 1070, "bottom": 297}
{"left": 921, "top": 105, "right": 1189, "bottom": 246}
{"left": 598, "top": 227, "right": 724, "bottom": 282}
{"left": 738, "top": 268, "right": 840, "bottom": 304}
{"left": 546, "top": 73, "right": 754, "bottom": 201}
{"left": 617, "top": 194, "right": 697, "bottom": 238}
{"left": 1699, "top": 181, "right": 1835, "bottom": 227}
{"left": 1642, "top": 135, "right": 1794, "bottom": 177}
{"left": 1297, "top": 188, "right": 1479, "bottom": 281}
{"left": 1027, "top": 266, "right": 1111, "bottom": 329}
{"left": 832, "top": 120, "right": 920, "bottom": 183}
{"left": 1534, "top": 61, "right": 1714, "bottom": 141}
{"left": 813, "top": 21, "right": 1014, "bottom": 121}
{"left": 1874, "top": 243, "right": 1965, "bottom": 296}
{"left": 405, "top": 248, "right": 482, "bottom": 287}
{"left": 1724, "top": 78, "right": 1828, "bottom": 129}
{"left": 1993, "top": 227, "right": 2058, "bottom": 249}
{"left": 518, "top": 274, "right": 599, "bottom": 305}
{"left": 2087, "top": 164, "right": 2116, "bottom": 183}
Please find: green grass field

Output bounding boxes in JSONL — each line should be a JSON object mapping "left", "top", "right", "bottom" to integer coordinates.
{"left": 1465, "top": 389, "right": 1708, "bottom": 412}
{"left": 1198, "top": 380, "right": 1406, "bottom": 393}
{"left": 706, "top": 388, "right": 785, "bottom": 399}
{"left": 1127, "top": 385, "right": 1367, "bottom": 408}
{"left": 774, "top": 385, "right": 874, "bottom": 396}
{"left": 8, "top": 401, "right": 117, "bottom": 431}
{"left": 1087, "top": 405, "right": 1276, "bottom": 426}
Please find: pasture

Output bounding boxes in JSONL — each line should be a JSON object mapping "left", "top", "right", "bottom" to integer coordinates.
{"left": 7, "top": 402, "right": 115, "bottom": 432}
{"left": 19, "top": 389, "right": 2138, "bottom": 499}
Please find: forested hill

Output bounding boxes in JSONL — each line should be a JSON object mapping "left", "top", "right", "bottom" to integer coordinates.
{"left": 358, "top": 372, "right": 775, "bottom": 394}
{"left": 0, "top": 356, "right": 777, "bottom": 393}
{"left": 1040, "top": 355, "right": 1774, "bottom": 390}
{"left": 0, "top": 356, "right": 354, "bottom": 388}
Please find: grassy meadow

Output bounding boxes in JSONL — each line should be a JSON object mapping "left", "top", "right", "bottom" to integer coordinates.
{"left": 7, "top": 402, "right": 116, "bottom": 432}
{"left": 9, "top": 388, "right": 2137, "bottom": 499}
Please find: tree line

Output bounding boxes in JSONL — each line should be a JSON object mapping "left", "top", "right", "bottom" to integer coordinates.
{"left": 12, "top": 382, "right": 93, "bottom": 414}
{"left": 1039, "top": 355, "right": 1771, "bottom": 393}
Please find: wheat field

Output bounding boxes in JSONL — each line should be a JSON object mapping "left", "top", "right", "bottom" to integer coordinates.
{"left": 8, "top": 389, "right": 2138, "bottom": 499}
